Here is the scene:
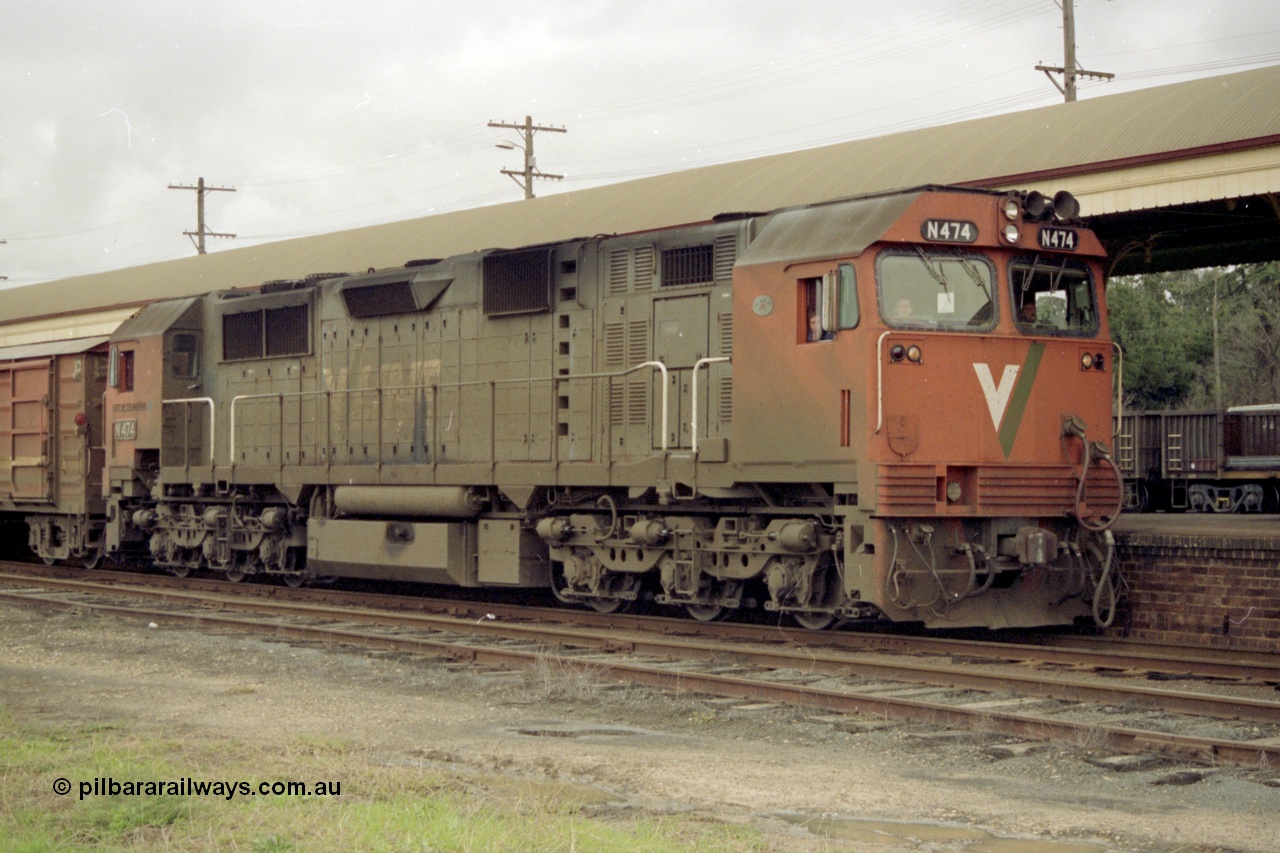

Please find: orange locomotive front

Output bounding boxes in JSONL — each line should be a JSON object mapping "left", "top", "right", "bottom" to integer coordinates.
{"left": 734, "top": 187, "right": 1121, "bottom": 628}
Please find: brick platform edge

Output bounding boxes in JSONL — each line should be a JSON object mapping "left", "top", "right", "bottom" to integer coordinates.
{"left": 1110, "top": 532, "right": 1280, "bottom": 650}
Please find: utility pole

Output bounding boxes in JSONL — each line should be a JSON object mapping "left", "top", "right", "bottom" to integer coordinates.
{"left": 0, "top": 238, "right": 6, "bottom": 282}
{"left": 487, "top": 115, "right": 567, "bottom": 199}
{"left": 1036, "top": 0, "right": 1113, "bottom": 102}
{"left": 167, "top": 177, "right": 236, "bottom": 254}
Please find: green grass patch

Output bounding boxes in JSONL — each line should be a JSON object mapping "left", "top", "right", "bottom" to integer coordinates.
{"left": 0, "top": 709, "right": 766, "bottom": 851}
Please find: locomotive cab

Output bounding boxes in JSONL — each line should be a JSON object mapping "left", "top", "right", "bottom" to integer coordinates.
{"left": 734, "top": 187, "right": 1121, "bottom": 628}
{"left": 102, "top": 297, "right": 205, "bottom": 557}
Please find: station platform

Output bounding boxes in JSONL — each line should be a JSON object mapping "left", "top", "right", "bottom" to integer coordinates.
{"left": 1108, "top": 512, "right": 1279, "bottom": 650}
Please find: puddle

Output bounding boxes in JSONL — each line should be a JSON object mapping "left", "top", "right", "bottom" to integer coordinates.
{"left": 778, "top": 813, "right": 1109, "bottom": 851}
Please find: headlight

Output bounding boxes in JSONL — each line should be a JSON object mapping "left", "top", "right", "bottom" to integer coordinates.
{"left": 1081, "top": 352, "right": 1094, "bottom": 370}
{"left": 1002, "top": 224, "right": 1020, "bottom": 244}
{"left": 1002, "top": 198, "right": 1020, "bottom": 221}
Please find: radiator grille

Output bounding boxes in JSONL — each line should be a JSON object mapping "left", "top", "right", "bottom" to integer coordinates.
{"left": 718, "top": 312, "right": 733, "bottom": 355}
{"left": 876, "top": 464, "right": 1123, "bottom": 516}
{"left": 222, "top": 304, "right": 310, "bottom": 361}
{"left": 264, "top": 305, "right": 309, "bottom": 357}
{"left": 635, "top": 246, "right": 655, "bottom": 286}
{"left": 483, "top": 247, "right": 552, "bottom": 316}
{"left": 222, "top": 311, "right": 264, "bottom": 361}
{"left": 342, "top": 281, "right": 416, "bottom": 318}
{"left": 661, "top": 245, "right": 713, "bottom": 287}
{"left": 604, "top": 322, "right": 626, "bottom": 366}
{"left": 714, "top": 234, "right": 736, "bottom": 282}
{"left": 608, "top": 250, "right": 629, "bottom": 293}
{"left": 876, "top": 466, "right": 936, "bottom": 513}
{"left": 627, "top": 320, "right": 649, "bottom": 364}
{"left": 719, "top": 380, "right": 733, "bottom": 422}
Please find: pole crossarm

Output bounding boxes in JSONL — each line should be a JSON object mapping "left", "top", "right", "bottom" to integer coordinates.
{"left": 168, "top": 177, "right": 236, "bottom": 254}
{"left": 487, "top": 115, "right": 567, "bottom": 199}
{"left": 1036, "top": 0, "right": 1113, "bottom": 102}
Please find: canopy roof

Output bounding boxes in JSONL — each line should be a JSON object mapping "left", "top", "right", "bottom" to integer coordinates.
{"left": 3, "top": 65, "right": 1278, "bottom": 332}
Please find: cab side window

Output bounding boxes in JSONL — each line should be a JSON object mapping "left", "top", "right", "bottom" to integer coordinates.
{"left": 800, "top": 264, "right": 857, "bottom": 343}
{"left": 836, "top": 264, "right": 858, "bottom": 330}
{"left": 120, "top": 350, "right": 135, "bottom": 392}
{"left": 171, "top": 333, "right": 200, "bottom": 379}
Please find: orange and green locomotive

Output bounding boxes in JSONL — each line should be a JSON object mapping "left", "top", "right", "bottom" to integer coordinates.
{"left": 5, "top": 185, "right": 1122, "bottom": 629}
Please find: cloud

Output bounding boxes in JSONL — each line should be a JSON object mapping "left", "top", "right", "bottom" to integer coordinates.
{"left": 2, "top": 0, "right": 1278, "bottom": 285}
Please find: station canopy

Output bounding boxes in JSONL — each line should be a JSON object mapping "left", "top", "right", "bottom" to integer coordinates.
{"left": 2, "top": 64, "right": 1278, "bottom": 335}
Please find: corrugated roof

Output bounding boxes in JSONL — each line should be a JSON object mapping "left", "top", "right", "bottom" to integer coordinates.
{"left": 3, "top": 65, "right": 1278, "bottom": 327}
{"left": 0, "top": 336, "right": 109, "bottom": 361}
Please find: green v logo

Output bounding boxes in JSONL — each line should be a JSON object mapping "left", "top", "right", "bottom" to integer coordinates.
{"left": 972, "top": 342, "right": 1045, "bottom": 459}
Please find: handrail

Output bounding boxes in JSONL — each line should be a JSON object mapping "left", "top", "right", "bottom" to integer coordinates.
{"left": 875, "top": 330, "right": 892, "bottom": 433}
{"left": 1112, "top": 340, "right": 1124, "bottom": 439}
{"left": 690, "top": 356, "right": 730, "bottom": 456}
{"left": 552, "top": 360, "right": 670, "bottom": 452}
{"left": 228, "top": 361, "right": 673, "bottom": 462}
{"left": 161, "top": 397, "right": 216, "bottom": 464}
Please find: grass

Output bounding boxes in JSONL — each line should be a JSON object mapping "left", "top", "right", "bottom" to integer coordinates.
{"left": 0, "top": 709, "right": 768, "bottom": 852}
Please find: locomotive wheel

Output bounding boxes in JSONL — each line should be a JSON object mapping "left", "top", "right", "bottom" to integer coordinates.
{"left": 791, "top": 610, "right": 836, "bottom": 631}
{"left": 549, "top": 563, "right": 576, "bottom": 604}
{"left": 80, "top": 545, "right": 104, "bottom": 570}
{"left": 282, "top": 573, "right": 306, "bottom": 589}
{"left": 168, "top": 566, "right": 192, "bottom": 579}
{"left": 587, "top": 573, "right": 641, "bottom": 613}
{"left": 41, "top": 555, "right": 59, "bottom": 567}
{"left": 684, "top": 604, "right": 725, "bottom": 622}
{"left": 223, "top": 570, "right": 246, "bottom": 583}
{"left": 587, "top": 596, "right": 631, "bottom": 614}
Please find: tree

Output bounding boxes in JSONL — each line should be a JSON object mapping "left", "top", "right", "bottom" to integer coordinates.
{"left": 1106, "top": 263, "right": 1280, "bottom": 410}
{"left": 1107, "top": 272, "right": 1211, "bottom": 409}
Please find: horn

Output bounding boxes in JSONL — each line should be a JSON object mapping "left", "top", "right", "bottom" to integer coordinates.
{"left": 1023, "top": 191, "right": 1051, "bottom": 221}
{"left": 1052, "top": 190, "right": 1080, "bottom": 221}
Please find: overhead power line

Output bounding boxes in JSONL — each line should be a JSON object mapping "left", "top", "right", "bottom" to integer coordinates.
{"left": 487, "top": 116, "right": 567, "bottom": 199}
{"left": 167, "top": 177, "right": 237, "bottom": 254}
{"left": 1036, "top": 0, "right": 1114, "bottom": 102}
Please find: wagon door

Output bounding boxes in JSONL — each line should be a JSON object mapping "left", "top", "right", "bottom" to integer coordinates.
{"left": 0, "top": 360, "right": 54, "bottom": 502}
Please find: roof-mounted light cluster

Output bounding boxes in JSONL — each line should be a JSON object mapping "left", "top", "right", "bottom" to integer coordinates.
{"left": 999, "top": 190, "right": 1081, "bottom": 245}
{"left": 1020, "top": 190, "right": 1080, "bottom": 223}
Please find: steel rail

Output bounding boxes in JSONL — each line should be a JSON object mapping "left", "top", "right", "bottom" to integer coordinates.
{"left": 3, "top": 574, "right": 1279, "bottom": 726}
{"left": 2, "top": 584, "right": 1277, "bottom": 769}
{"left": 3, "top": 564, "right": 1277, "bottom": 684}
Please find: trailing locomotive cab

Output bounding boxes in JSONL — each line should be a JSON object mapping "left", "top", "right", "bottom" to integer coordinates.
{"left": 102, "top": 297, "right": 210, "bottom": 564}
{"left": 733, "top": 187, "right": 1121, "bottom": 628}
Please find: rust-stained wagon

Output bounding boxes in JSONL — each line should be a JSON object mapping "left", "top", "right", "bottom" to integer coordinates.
{"left": 0, "top": 337, "right": 108, "bottom": 565}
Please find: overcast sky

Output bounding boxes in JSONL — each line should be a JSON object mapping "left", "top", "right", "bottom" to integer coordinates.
{"left": 2, "top": 0, "right": 1278, "bottom": 288}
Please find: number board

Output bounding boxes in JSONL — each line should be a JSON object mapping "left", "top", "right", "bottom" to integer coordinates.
{"left": 1038, "top": 227, "right": 1079, "bottom": 251}
{"left": 921, "top": 219, "right": 978, "bottom": 244}
{"left": 113, "top": 419, "right": 137, "bottom": 441}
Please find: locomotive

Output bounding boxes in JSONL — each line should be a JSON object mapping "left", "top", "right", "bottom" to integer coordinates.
{"left": 0, "top": 185, "right": 1122, "bottom": 629}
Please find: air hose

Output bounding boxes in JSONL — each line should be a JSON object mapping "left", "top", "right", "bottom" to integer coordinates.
{"left": 1063, "top": 417, "right": 1123, "bottom": 532}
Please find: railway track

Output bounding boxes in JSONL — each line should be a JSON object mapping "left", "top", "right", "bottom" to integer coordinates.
{"left": 3, "top": 564, "right": 1278, "bottom": 769}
